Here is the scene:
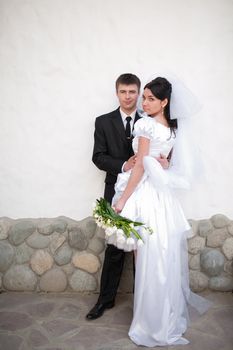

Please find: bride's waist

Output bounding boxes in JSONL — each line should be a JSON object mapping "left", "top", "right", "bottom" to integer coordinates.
{"left": 115, "top": 169, "right": 147, "bottom": 193}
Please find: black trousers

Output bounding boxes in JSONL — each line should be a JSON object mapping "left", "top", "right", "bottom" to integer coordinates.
{"left": 98, "top": 243, "right": 125, "bottom": 304}
{"left": 98, "top": 183, "right": 126, "bottom": 304}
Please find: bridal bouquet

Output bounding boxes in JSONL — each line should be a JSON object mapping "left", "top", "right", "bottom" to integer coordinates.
{"left": 93, "top": 198, "right": 153, "bottom": 251}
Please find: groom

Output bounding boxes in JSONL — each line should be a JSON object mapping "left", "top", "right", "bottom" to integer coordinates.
{"left": 86, "top": 73, "right": 141, "bottom": 320}
{"left": 86, "top": 73, "right": 169, "bottom": 320}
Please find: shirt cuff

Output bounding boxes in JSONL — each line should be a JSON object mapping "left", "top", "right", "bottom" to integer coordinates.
{"left": 121, "top": 162, "right": 126, "bottom": 173}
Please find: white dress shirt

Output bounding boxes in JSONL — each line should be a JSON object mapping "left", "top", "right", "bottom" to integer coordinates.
{"left": 120, "top": 109, "right": 137, "bottom": 172}
{"left": 120, "top": 109, "right": 137, "bottom": 136}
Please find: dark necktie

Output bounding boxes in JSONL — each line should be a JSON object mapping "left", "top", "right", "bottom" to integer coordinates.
{"left": 125, "top": 116, "right": 132, "bottom": 139}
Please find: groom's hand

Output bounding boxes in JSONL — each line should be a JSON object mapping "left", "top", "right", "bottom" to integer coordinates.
{"left": 123, "top": 155, "right": 137, "bottom": 172}
{"left": 156, "top": 154, "right": 169, "bottom": 169}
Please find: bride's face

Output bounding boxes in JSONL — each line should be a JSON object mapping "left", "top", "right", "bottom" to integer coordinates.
{"left": 142, "top": 88, "right": 165, "bottom": 116}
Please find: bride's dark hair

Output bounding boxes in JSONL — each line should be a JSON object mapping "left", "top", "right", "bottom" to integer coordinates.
{"left": 144, "top": 77, "right": 177, "bottom": 133}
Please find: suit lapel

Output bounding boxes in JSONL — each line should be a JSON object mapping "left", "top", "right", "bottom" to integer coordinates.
{"left": 111, "top": 108, "right": 127, "bottom": 144}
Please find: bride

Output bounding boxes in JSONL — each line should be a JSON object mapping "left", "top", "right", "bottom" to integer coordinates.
{"left": 110, "top": 77, "right": 211, "bottom": 347}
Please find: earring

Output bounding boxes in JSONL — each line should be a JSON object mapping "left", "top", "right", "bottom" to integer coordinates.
{"left": 161, "top": 106, "right": 164, "bottom": 115}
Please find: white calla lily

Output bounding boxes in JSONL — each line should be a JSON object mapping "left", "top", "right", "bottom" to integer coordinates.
{"left": 137, "top": 239, "right": 144, "bottom": 247}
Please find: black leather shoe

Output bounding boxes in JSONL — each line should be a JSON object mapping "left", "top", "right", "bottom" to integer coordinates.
{"left": 86, "top": 301, "right": 115, "bottom": 320}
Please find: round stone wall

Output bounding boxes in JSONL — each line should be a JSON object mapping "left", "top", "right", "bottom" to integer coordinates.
{"left": 0, "top": 214, "right": 232, "bottom": 293}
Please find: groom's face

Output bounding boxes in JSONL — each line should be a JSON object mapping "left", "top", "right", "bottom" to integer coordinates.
{"left": 116, "top": 84, "right": 139, "bottom": 113}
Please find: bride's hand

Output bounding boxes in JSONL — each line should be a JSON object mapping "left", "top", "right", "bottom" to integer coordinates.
{"left": 155, "top": 154, "right": 169, "bottom": 169}
{"left": 114, "top": 198, "right": 126, "bottom": 213}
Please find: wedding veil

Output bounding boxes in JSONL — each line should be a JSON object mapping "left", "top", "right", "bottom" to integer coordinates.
{"left": 169, "top": 76, "right": 203, "bottom": 189}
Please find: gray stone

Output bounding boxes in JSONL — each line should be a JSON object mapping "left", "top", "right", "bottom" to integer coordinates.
{"left": 61, "top": 263, "right": 74, "bottom": 275}
{"left": 57, "top": 215, "right": 78, "bottom": 225}
{"left": 37, "top": 219, "right": 54, "bottom": 235}
{"left": 39, "top": 347, "right": 64, "bottom": 350}
{"left": 8, "top": 220, "right": 36, "bottom": 245}
{"left": 0, "top": 241, "right": 14, "bottom": 272}
{"left": 69, "top": 324, "right": 128, "bottom": 349}
{"left": 200, "top": 249, "right": 225, "bottom": 277}
{"left": 209, "top": 276, "right": 233, "bottom": 291}
{"left": 222, "top": 237, "right": 233, "bottom": 260}
{"left": 112, "top": 305, "right": 133, "bottom": 326}
{"left": 0, "top": 311, "right": 34, "bottom": 330}
{"left": 24, "top": 301, "right": 55, "bottom": 317}
{"left": 188, "top": 235, "right": 205, "bottom": 254}
{"left": 188, "top": 219, "right": 199, "bottom": 236}
{"left": 72, "top": 251, "right": 100, "bottom": 273}
{"left": 228, "top": 223, "right": 233, "bottom": 236}
{"left": 189, "top": 253, "right": 200, "bottom": 270}
{"left": 69, "top": 270, "right": 97, "bottom": 291}
{"left": 39, "top": 268, "right": 67, "bottom": 292}
{"left": 210, "top": 307, "right": 233, "bottom": 341}
{"left": 30, "top": 250, "right": 54, "bottom": 275}
{"left": 206, "top": 228, "right": 229, "bottom": 248}
{"left": 49, "top": 232, "right": 66, "bottom": 254}
{"left": 3, "top": 265, "right": 37, "bottom": 291}
{"left": 198, "top": 219, "right": 213, "bottom": 237}
{"left": 68, "top": 226, "right": 88, "bottom": 250}
{"left": 78, "top": 216, "right": 97, "bottom": 239}
{"left": 15, "top": 242, "right": 34, "bottom": 264}
{"left": 189, "top": 270, "right": 209, "bottom": 292}
{"left": 95, "top": 226, "right": 105, "bottom": 239}
{"left": 62, "top": 230, "right": 68, "bottom": 239}
{"left": 0, "top": 273, "right": 2, "bottom": 290}
{"left": 52, "top": 218, "right": 67, "bottom": 233}
{"left": 41, "top": 318, "right": 78, "bottom": 337}
{"left": 0, "top": 334, "right": 23, "bottom": 350}
{"left": 54, "top": 243, "right": 72, "bottom": 266}
{"left": 224, "top": 261, "right": 233, "bottom": 274}
{"left": 88, "top": 237, "right": 105, "bottom": 254}
{"left": 56, "top": 303, "right": 81, "bottom": 319}
{"left": 211, "top": 214, "right": 230, "bottom": 228}
{"left": 28, "top": 329, "right": 49, "bottom": 347}
{"left": 27, "top": 231, "right": 50, "bottom": 248}
{"left": 0, "top": 218, "right": 12, "bottom": 240}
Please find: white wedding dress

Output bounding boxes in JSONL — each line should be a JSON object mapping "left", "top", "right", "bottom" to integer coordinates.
{"left": 109, "top": 116, "right": 211, "bottom": 347}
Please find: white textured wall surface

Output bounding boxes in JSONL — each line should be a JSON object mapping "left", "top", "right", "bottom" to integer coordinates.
{"left": 0, "top": 0, "right": 233, "bottom": 220}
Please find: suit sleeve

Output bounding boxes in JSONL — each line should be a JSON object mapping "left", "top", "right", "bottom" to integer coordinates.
{"left": 92, "top": 117, "right": 125, "bottom": 176}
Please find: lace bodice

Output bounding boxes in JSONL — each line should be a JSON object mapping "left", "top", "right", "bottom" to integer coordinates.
{"left": 132, "top": 117, "right": 175, "bottom": 157}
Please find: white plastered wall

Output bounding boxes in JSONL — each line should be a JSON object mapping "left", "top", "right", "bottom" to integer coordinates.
{"left": 0, "top": 0, "right": 233, "bottom": 220}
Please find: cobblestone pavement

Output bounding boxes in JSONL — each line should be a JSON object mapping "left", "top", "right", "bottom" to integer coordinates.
{"left": 0, "top": 291, "right": 232, "bottom": 350}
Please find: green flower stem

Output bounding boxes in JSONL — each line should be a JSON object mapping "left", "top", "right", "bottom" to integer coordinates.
{"left": 94, "top": 198, "right": 152, "bottom": 242}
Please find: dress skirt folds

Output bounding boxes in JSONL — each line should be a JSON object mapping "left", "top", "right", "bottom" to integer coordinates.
{"left": 106, "top": 117, "right": 211, "bottom": 347}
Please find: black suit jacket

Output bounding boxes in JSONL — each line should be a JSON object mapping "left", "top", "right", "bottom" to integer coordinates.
{"left": 92, "top": 108, "right": 141, "bottom": 186}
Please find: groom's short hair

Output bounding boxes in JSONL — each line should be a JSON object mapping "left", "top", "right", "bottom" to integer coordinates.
{"left": 115, "top": 73, "right": 141, "bottom": 92}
